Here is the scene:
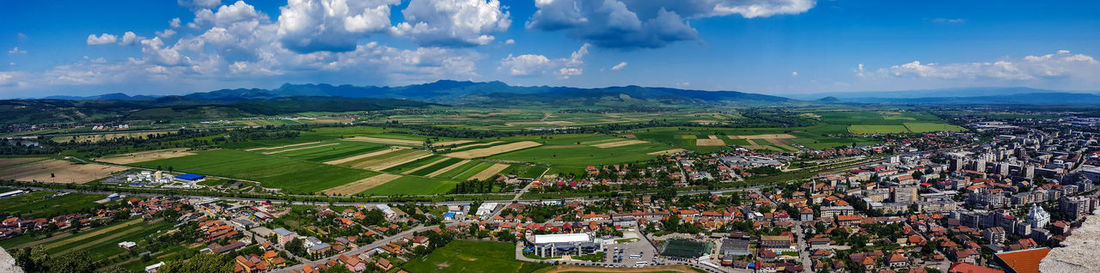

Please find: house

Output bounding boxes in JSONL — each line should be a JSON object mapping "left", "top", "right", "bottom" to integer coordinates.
{"left": 376, "top": 258, "right": 393, "bottom": 271}
{"left": 273, "top": 228, "right": 297, "bottom": 245}
{"left": 337, "top": 254, "right": 365, "bottom": 272}
{"left": 887, "top": 253, "right": 908, "bottom": 268}
{"left": 760, "top": 235, "right": 794, "bottom": 251}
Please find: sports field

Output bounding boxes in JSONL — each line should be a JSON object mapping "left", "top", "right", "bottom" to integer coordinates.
{"left": 402, "top": 240, "right": 549, "bottom": 273}
{"left": 132, "top": 149, "right": 379, "bottom": 193}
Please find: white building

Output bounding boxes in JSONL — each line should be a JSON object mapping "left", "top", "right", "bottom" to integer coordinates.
{"left": 1028, "top": 203, "right": 1050, "bottom": 229}
{"left": 527, "top": 233, "right": 598, "bottom": 257}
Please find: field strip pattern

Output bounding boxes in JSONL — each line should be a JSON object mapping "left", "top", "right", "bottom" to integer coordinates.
{"left": 46, "top": 219, "right": 143, "bottom": 249}
{"left": 244, "top": 141, "right": 322, "bottom": 151}
{"left": 262, "top": 142, "right": 340, "bottom": 154}
{"left": 695, "top": 136, "right": 726, "bottom": 146}
{"left": 450, "top": 141, "right": 503, "bottom": 151}
{"left": 729, "top": 134, "right": 795, "bottom": 139}
{"left": 344, "top": 136, "right": 423, "bottom": 146}
{"left": 432, "top": 140, "right": 474, "bottom": 147}
{"left": 590, "top": 140, "right": 647, "bottom": 148}
{"left": 360, "top": 152, "right": 434, "bottom": 171}
{"left": 0, "top": 159, "right": 127, "bottom": 184}
{"left": 321, "top": 173, "right": 401, "bottom": 195}
{"left": 54, "top": 220, "right": 156, "bottom": 255}
{"left": 426, "top": 160, "right": 471, "bottom": 177}
{"left": 401, "top": 157, "right": 451, "bottom": 175}
{"left": 469, "top": 163, "right": 509, "bottom": 180}
{"left": 579, "top": 138, "right": 623, "bottom": 145}
{"left": 324, "top": 147, "right": 405, "bottom": 165}
{"left": 447, "top": 141, "right": 542, "bottom": 159}
{"left": 647, "top": 149, "right": 686, "bottom": 155}
{"left": 98, "top": 148, "right": 195, "bottom": 164}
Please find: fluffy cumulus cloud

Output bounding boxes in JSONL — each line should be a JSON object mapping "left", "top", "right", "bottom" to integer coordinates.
{"left": 86, "top": 33, "right": 118, "bottom": 45}
{"left": 873, "top": 50, "right": 1098, "bottom": 81}
{"left": 392, "top": 0, "right": 510, "bottom": 47}
{"left": 527, "top": 0, "right": 814, "bottom": 48}
{"left": 499, "top": 43, "right": 590, "bottom": 79}
{"left": 277, "top": 0, "right": 399, "bottom": 53}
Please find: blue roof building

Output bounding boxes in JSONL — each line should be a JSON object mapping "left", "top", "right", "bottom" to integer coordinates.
{"left": 175, "top": 173, "right": 206, "bottom": 181}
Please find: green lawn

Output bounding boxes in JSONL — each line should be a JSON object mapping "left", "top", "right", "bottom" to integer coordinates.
{"left": 133, "top": 149, "right": 379, "bottom": 194}
{"left": 402, "top": 240, "right": 549, "bottom": 273}
{"left": 360, "top": 176, "right": 457, "bottom": 195}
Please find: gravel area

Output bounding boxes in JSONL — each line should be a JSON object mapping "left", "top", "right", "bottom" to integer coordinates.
{"left": 1039, "top": 209, "right": 1100, "bottom": 272}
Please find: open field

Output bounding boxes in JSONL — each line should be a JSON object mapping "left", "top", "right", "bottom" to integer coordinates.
{"left": 360, "top": 176, "right": 457, "bottom": 195}
{"left": 409, "top": 158, "right": 464, "bottom": 176}
{"left": 352, "top": 150, "right": 434, "bottom": 171}
{"left": 402, "top": 240, "right": 549, "bottom": 273}
{"left": 321, "top": 173, "right": 401, "bottom": 195}
{"left": 133, "top": 149, "right": 378, "bottom": 193}
{"left": 323, "top": 147, "right": 406, "bottom": 165}
{"left": 392, "top": 156, "right": 449, "bottom": 174}
{"left": 729, "top": 133, "right": 796, "bottom": 139}
{"left": 500, "top": 164, "right": 549, "bottom": 179}
{"left": 272, "top": 141, "right": 388, "bottom": 162}
{"left": 427, "top": 159, "right": 472, "bottom": 177}
{"left": 695, "top": 135, "right": 726, "bottom": 146}
{"left": 0, "top": 159, "right": 127, "bottom": 184}
{"left": 50, "top": 220, "right": 173, "bottom": 260}
{"left": 0, "top": 191, "right": 107, "bottom": 218}
{"left": 647, "top": 149, "right": 686, "bottom": 155}
{"left": 904, "top": 122, "right": 966, "bottom": 132}
{"left": 244, "top": 141, "right": 324, "bottom": 151}
{"left": 345, "top": 136, "right": 423, "bottom": 146}
{"left": 449, "top": 141, "right": 504, "bottom": 151}
{"left": 590, "top": 140, "right": 647, "bottom": 148}
{"left": 44, "top": 219, "right": 144, "bottom": 250}
{"left": 98, "top": 148, "right": 196, "bottom": 164}
{"left": 261, "top": 142, "right": 340, "bottom": 154}
{"left": 433, "top": 140, "right": 474, "bottom": 147}
{"left": 848, "top": 124, "right": 910, "bottom": 134}
{"left": 448, "top": 141, "right": 542, "bottom": 159}
{"left": 469, "top": 163, "right": 510, "bottom": 181}
{"left": 52, "top": 131, "right": 172, "bottom": 143}
{"left": 435, "top": 161, "right": 494, "bottom": 181}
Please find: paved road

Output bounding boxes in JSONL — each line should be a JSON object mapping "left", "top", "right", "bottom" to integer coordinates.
{"left": 274, "top": 224, "right": 450, "bottom": 273}
{"left": 793, "top": 222, "right": 812, "bottom": 273}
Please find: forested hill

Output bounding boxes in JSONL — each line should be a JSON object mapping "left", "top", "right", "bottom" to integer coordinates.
{"left": 41, "top": 80, "right": 794, "bottom": 106}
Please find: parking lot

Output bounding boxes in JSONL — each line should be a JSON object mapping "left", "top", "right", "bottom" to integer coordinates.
{"left": 598, "top": 231, "right": 659, "bottom": 267}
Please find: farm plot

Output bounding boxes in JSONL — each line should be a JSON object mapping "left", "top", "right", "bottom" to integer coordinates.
{"left": 648, "top": 149, "right": 686, "bottom": 155}
{"left": 434, "top": 161, "right": 494, "bottom": 181}
{"left": 432, "top": 140, "right": 474, "bottom": 147}
{"left": 350, "top": 150, "right": 434, "bottom": 171}
{"left": 274, "top": 142, "right": 388, "bottom": 163}
{"left": 0, "top": 158, "right": 127, "bottom": 184}
{"left": 321, "top": 173, "right": 402, "bottom": 195}
{"left": 97, "top": 148, "right": 196, "bottom": 164}
{"left": 244, "top": 141, "right": 324, "bottom": 152}
{"left": 426, "top": 159, "right": 472, "bottom": 177}
{"left": 848, "top": 125, "right": 910, "bottom": 134}
{"left": 904, "top": 122, "right": 966, "bottom": 133}
{"left": 447, "top": 141, "right": 542, "bottom": 159}
{"left": 409, "top": 158, "right": 464, "bottom": 176}
{"left": 383, "top": 156, "right": 446, "bottom": 174}
{"left": 695, "top": 135, "right": 726, "bottom": 146}
{"left": 468, "top": 163, "right": 510, "bottom": 181}
{"left": 345, "top": 136, "right": 423, "bottom": 146}
{"left": 133, "top": 150, "right": 378, "bottom": 193}
{"left": 500, "top": 164, "right": 549, "bottom": 179}
{"left": 729, "top": 134, "right": 796, "bottom": 139}
{"left": 590, "top": 140, "right": 647, "bottom": 148}
{"left": 44, "top": 219, "right": 144, "bottom": 250}
{"left": 448, "top": 141, "right": 504, "bottom": 151}
{"left": 0, "top": 191, "right": 107, "bottom": 218}
{"left": 360, "top": 176, "right": 458, "bottom": 195}
{"left": 324, "top": 147, "right": 406, "bottom": 165}
{"left": 261, "top": 142, "right": 340, "bottom": 154}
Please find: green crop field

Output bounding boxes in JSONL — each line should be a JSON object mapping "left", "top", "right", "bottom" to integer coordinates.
{"left": 436, "top": 161, "right": 493, "bottom": 181}
{"left": 133, "top": 149, "right": 379, "bottom": 194}
{"left": 489, "top": 143, "right": 669, "bottom": 175}
{"left": 270, "top": 141, "right": 388, "bottom": 162}
{"left": 501, "top": 164, "right": 549, "bottom": 179}
{"left": 410, "top": 158, "right": 465, "bottom": 176}
{"left": 0, "top": 191, "right": 107, "bottom": 218}
{"left": 382, "top": 155, "right": 445, "bottom": 173}
{"left": 403, "top": 240, "right": 549, "bottom": 273}
{"left": 904, "top": 122, "right": 966, "bottom": 133}
{"left": 848, "top": 125, "right": 910, "bottom": 134}
{"left": 48, "top": 220, "right": 174, "bottom": 260}
{"left": 360, "top": 176, "right": 457, "bottom": 195}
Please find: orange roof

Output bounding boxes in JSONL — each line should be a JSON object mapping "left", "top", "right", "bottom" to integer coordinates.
{"left": 994, "top": 248, "right": 1049, "bottom": 273}
{"left": 948, "top": 262, "right": 1004, "bottom": 273}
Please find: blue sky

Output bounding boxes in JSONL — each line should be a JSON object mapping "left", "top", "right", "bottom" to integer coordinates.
{"left": 1, "top": 0, "right": 1098, "bottom": 98}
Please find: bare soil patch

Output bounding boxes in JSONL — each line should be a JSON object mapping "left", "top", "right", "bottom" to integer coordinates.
{"left": 427, "top": 159, "right": 471, "bottom": 177}
{"left": 591, "top": 140, "right": 648, "bottom": 148}
{"left": 695, "top": 135, "right": 726, "bottom": 146}
{"left": 432, "top": 140, "right": 474, "bottom": 147}
{"left": 244, "top": 141, "right": 323, "bottom": 151}
{"left": 321, "top": 173, "right": 401, "bottom": 195}
{"left": 353, "top": 151, "right": 433, "bottom": 171}
{"left": 448, "top": 141, "right": 542, "bottom": 159}
{"left": 345, "top": 136, "right": 423, "bottom": 146}
{"left": 98, "top": 148, "right": 196, "bottom": 164}
{"left": 323, "top": 147, "right": 406, "bottom": 165}
{"left": 0, "top": 159, "right": 127, "bottom": 184}
{"left": 469, "top": 163, "right": 510, "bottom": 180}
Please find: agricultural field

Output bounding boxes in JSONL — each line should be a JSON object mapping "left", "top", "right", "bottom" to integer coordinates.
{"left": 97, "top": 148, "right": 197, "bottom": 164}
{"left": 321, "top": 173, "right": 401, "bottom": 196}
{"left": 904, "top": 122, "right": 967, "bottom": 133}
{"left": 0, "top": 191, "right": 107, "bottom": 219}
{"left": 402, "top": 240, "right": 550, "bottom": 273}
{"left": 359, "top": 175, "right": 458, "bottom": 195}
{"left": 848, "top": 125, "right": 910, "bottom": 134}
{"left": 269, "top": 141, "right": 389, "bottom": 163}
{"left": 434, "top": 161, "right": 497, "bottom": 181}
{"left": 447, "top": 141, "right": 543, "bottom": 159}
{"left": 0, "top": 158, "right": 127, "bottom": 184}
{"left": 131, "top": 149, "right": 379, "bottom": 194}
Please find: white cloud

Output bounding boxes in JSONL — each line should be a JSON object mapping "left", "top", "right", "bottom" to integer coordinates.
{"left": 870, "top": 50, "right": 1099, "bottom": 81}
{"left": 86, "top": 33, "right": 118, "bottom": 45}
{"left": 611, "top": 61, "right": 628, "bottom": 71}
{"left": 120, "top": 32, "right": 142, "bottom": 46}
{"left": 276, "top": 0, "right": 399, "bottom": 53}
{"left": 498, "top": 43, "right": 590, "bottom": 78}
{"left": 7, "top": 47, "right": 26, "bottom": 55}
{"left": 504, "top": 39, "right": 515, "bottom": 45}
{"left": 527, "top": 0, "right": 814, "bottom": 48}
{"left": 791, "top": 71, "right": 798, "bottom": 77}
{"left": 392, "top": 0, "right": 510, "bottom": 47}
{"left": 170, "top": 18, "right": 182, "bottom": 28}
{"left": 157, "top": 29, "right": 177, "bottom": 39}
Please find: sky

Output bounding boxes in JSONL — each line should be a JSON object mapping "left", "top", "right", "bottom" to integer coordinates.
{"left": 0, "top": 0, "right": 1098, "bottom": 98}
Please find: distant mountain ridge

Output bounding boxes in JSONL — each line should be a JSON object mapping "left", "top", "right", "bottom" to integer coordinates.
{"left": 793, "top": 87, "right": 1100, "bottom": 105}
